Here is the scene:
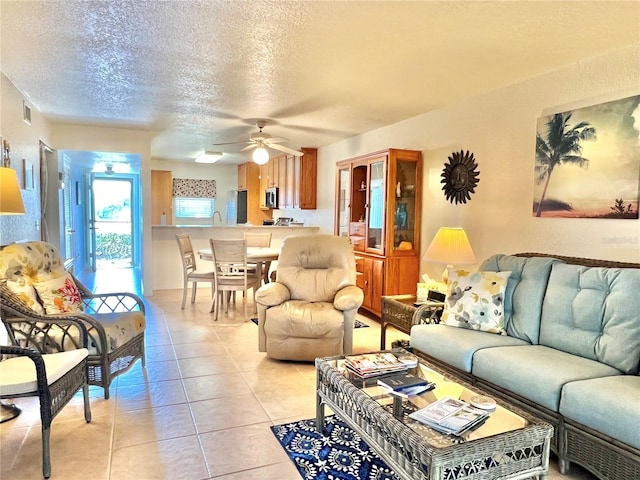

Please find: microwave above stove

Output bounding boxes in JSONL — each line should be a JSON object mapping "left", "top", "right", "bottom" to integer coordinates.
{"left": 265, "top": 187, "right": 279, "bottom": 208}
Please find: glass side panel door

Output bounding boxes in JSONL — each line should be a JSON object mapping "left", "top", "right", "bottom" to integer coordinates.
{"left": 349, "top": 164, "right": 368, "bottom": 252}
{"left": 392, "top": 160, "right": 419, "bottom": 251}
{"left": 336, "top": 166, "right": 350, "bottom": 238}
{"left": 366, "top": 159, "right": 385, "bottom": 254}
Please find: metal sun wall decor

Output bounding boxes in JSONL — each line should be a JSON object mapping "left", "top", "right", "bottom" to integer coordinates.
{"left": 533, "top": 94, "right": 640, "bottom": 219}
{"left": 441, "top": 150, "right": 480, "bottom": 204}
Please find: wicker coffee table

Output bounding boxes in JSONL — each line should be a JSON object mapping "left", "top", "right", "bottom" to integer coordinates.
{"left": 315, "top": 349, "right": 552, "bottom": 480}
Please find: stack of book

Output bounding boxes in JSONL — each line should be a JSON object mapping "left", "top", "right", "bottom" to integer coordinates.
{"left": 409, "top": 396, "right": 490, "bottom": 435}
{"left": 376, "top": 372, "right": 435, "bottom": 397}
{"left": 344, "top": 352, "right": 407, "bottom": 378}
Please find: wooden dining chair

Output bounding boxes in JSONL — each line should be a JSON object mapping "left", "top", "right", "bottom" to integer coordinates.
{"left": 243, "top": 232, "right": 273, "bottom": 284}
{"left": 176, "top": 234, "right": 215, "bottom": 309}
{"left": 209, "top": 238, "right": 262, "bottom": 320}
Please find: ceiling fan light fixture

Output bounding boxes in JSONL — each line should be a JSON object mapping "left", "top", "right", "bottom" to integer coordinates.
{"left": 252, "top": 147, "right": 269, "bottom": 165}
{"left": 195, "top": 151, "right": 223, "bottom": 164}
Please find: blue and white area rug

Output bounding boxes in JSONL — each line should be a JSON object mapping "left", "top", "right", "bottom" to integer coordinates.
{"left": 271, "top": 416, "right": 399, "bottom": 480}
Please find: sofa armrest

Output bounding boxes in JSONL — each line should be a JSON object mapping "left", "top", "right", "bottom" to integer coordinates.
{"left": 255, "top": 282, "right": 290, "bottom": 307}
{"left": 334, "top": 285, "right": 364, "bottom": 312}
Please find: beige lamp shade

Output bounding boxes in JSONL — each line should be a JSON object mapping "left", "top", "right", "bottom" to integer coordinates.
{"left": 423, "top": 227, "right": 476, "bottom": 284}
{"left": 0, "top": 167, "right": 26, "bottom": 215}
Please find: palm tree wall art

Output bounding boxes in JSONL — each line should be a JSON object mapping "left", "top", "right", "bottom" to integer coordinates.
{"left": 533, "top": 95, "right": 640, "bottom": 219}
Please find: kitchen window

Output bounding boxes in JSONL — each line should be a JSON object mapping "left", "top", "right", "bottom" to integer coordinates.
{"left": 174, "top": 197, "right": 215, "bottom": 219}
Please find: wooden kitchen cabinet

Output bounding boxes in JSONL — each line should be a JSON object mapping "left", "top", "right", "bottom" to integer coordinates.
{"left": 259, "top": 163, "right": 269, "bottom": 209}
{"left": 151, "top": 170, "right": 173, "bottom": 225}
{"left": 279, "top": 147, "right": 317, "bottom": 210}
{"left": 278, "top": 156, "right": 287, "bottom": 190}
{"left": 297, "top": 147, "right": 317, "bottom": 209}
{"left": 282, "top": 154, "right": 295, "bottom": 209}
{"left": 335, "top": 149, "right": 422, "bottom": 316}
{"left": 238, "top": 162, "right": 271, "bottom": 225}
{"left": 237, "top": 163, "right": 248, "bottom": 190}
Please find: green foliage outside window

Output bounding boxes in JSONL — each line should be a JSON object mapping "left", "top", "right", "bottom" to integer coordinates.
{"left": 96, "top": 232, "right": 131, "bottom": 260}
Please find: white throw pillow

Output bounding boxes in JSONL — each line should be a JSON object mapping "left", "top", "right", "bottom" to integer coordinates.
{"left": 6, "top": 279, "right": 45, "bottom": 314}
{"left": 441, "top": 269, "right": 511, "bottom": 335}
{"left": 34, "top": 272, "right": 84, "bottom": 314}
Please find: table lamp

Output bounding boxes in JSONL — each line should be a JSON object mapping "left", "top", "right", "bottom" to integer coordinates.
{"left": 0, "top": 166, "right": 26, "bottom": 423}
{"left": 422, "top": 227, "right": 476, "bottom": 284}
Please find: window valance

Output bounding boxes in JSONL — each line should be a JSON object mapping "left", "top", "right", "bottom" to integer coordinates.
{"left": 172, "top": 178, "right": 216, "bottom": 198}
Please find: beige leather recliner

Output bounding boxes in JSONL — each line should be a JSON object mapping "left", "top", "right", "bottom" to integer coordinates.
{"left": 255, "top": 234, "right": 364, "bottom": 361}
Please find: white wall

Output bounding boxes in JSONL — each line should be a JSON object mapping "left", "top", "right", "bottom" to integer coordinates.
{"left": 316, "top": 44, "right": 640, "bottom": 280}
{"left": 151, "top": 158, "right": 237, "bottom": 225}
{"left": 0, "top": 74, "right": 51, "bottom": 245}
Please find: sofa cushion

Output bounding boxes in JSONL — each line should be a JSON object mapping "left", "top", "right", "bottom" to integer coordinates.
{"left": 480, "top": 254, "right": 560, "bottom": 344}
{"left": 43, "top": 311, "right": 145, "bottom": 355}
{"left": 540, "top": 263, "right": 640, "bottom": 374}
{"left": 560, "top": 375, "right": 640, "bottom": 449}
{"left": 472, "top": 345, "right": 621, "bottom": 412}
{"left": 441, "top": 269, "right": 511, "bottom": 334}
{"left": 410, "top": 324, "right": 530, "bottom": 373}
{"left": 264, "top": 300, "right": 345, "bottom": 361}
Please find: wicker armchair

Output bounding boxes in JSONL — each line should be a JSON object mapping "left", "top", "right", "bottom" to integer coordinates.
{"left": 0, "top": 241, "right": 145, "bottom": 399}
{"left": 0, "top": 342, "right": 91, "bottom": 479}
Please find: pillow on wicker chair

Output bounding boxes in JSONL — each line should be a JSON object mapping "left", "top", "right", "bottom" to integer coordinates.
{"left": 34, "top": 272, "right": 84, "bottom": 314}
{"left": 5, "top": 278, "right": 45, "bottom": 314}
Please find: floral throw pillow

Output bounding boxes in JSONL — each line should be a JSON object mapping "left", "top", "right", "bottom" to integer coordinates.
{"left": 441, "top": 269, "right": 511, "bottom": 335}
{"left": 5, "top": 279, "right": 45, "bottom": 314}
{"left": 34, "top": 272, "right": 84, "bottom": 314}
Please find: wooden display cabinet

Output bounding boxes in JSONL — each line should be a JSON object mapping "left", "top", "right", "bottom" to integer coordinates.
{"left": 335, "top": 149, "right": 422, "bottom": 316}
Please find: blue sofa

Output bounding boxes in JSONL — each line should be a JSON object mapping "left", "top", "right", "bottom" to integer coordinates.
{"left": 410, "top": 253, "right": 640, "bottom": 480}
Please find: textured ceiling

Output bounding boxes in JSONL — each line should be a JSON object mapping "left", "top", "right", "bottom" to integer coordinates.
{"left": 1, "top": 1, "right": 639, "bottom": 166}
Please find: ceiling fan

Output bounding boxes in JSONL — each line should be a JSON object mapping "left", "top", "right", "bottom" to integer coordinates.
{"left": 212, "top": 121, "right": 304, "bottom": 165}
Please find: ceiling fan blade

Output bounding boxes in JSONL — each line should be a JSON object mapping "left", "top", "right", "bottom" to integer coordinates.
{"left": 265, "top": 137, "right": 287, "bottom": 144}
{"left": 268, "top": 144, "right": 304, "bottom": 156}
{"left": 241, "top": 144, "right": 258, "bottom": 152}
{"left": 211, "top": 141, "right": 252, "bottom": 146}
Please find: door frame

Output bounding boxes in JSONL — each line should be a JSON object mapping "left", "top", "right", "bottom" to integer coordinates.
{"left": 84, "top": 172, "right": 142, "bottom": 271}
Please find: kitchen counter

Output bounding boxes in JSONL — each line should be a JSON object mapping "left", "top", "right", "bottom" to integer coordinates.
{"left": 150, "top": 224, "right": 319, "bottom": 292}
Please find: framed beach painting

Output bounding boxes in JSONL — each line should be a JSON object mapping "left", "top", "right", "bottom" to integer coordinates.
{"left": 533, "top": 95, "right": 640, "bottom": 219}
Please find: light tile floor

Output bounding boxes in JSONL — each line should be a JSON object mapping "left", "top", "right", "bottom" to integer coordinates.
{"left": 1, "top": 287, "right": 597, "bottom": 479}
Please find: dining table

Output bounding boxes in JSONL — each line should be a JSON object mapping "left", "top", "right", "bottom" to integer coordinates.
{"left": 198, "top": 246, "right": 280, "bottom": 283}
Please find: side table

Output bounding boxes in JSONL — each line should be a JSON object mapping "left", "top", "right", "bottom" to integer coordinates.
{"left": 380, "top": 295, "right": 444, "bottom": 349}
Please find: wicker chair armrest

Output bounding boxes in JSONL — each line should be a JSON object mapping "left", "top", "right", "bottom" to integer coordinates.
{"left": 69, "top": 274, "right": 145, "bottom": 314}
{"left": 79, "top": 291, "right": 146, "bottom": 314}
{"left": 2, "top": 314, "right": 91, "bottom": 351}
{"left": 0, "top": 346, "right": 50, "bottom": 402}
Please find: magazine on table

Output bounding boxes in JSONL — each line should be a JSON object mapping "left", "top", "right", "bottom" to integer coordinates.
{"left": 376, "top": 372, "right": 434, "bottom": 392}
{"left": 378, "top": 383, "right": 435, "bottom": 398}
{"left": 344, "top": 352, "right": 407, "bottom": 378}
{"left": 409, "top": 396, "right": 490, "bottom": 435}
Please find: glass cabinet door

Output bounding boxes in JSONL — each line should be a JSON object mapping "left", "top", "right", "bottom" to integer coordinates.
{"left": 336, "top": 167, "right": 350, "bottom": 238}
{"left": 392, "top": 160, "right": 418, "bottom": 250}
{"left": 367, "top": 160, "right": 385, "bottom": 253}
